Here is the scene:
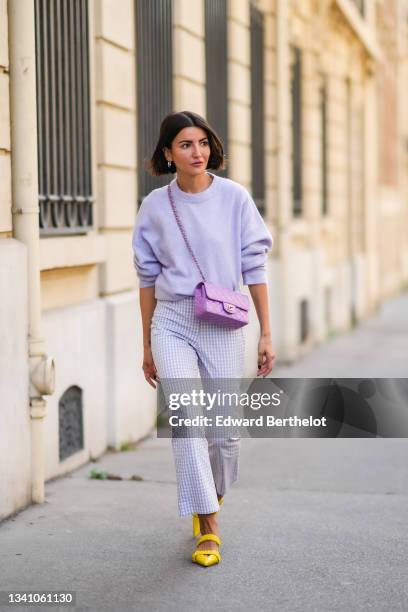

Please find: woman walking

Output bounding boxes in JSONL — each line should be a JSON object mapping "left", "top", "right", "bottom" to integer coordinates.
{"left": 132, "top": 111, "right": 275, "bottom": 567}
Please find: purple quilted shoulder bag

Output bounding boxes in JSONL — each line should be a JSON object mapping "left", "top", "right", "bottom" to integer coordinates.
{"left": 167, "top": 184, "right": 249, "bottom": 329}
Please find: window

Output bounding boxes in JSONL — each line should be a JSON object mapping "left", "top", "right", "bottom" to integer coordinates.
{"left": 325, "top": 287, "right": 332, "bottom": 335}
{"left": 250, "top": 4, "right": 265, "bottom": 214}
{"left": 320, "top": 74, "right": 328, "bottom": 215}
{"left": 300, "top": 298, "right": 309, "bottom": 343}
{"left": 291, "top": 46, "right": 302, "bottom": 216}
{"left": 34, "top": 0, "right": 93, "bottom": 235}
{"left": 136, "top": 0, "right": 173, "bottom": 204}
{"left": 59, "top": 386, "right": 84, "bottom": 461}
{"left": 205, "top": 0, "right": 228, "bottom": 178}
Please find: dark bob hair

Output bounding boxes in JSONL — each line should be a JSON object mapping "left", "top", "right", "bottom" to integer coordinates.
{"left": 146, "top": 110, "right": 226, "bottom": 176}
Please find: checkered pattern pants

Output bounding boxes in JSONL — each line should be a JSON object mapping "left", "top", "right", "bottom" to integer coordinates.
{"left": 150, "top": 296, "right": 245, "bottom": 517}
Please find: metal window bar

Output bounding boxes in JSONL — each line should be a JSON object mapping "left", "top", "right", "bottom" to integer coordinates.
{"left": 136, "top": 0, "right": 173, "bottom": 207}
{"left": 320, "top": 74, "right": 328, "bottom": 215}
{"left": 291, "top": 46, "right": 303, "bottom": 216}
{"left": 205, "top": 0, "right": 229, "bottom": 179}
{"left": 250, "top": 4, "right": 265, "bottom": 215}
{"left": 34, "top": 0, "right": 93, "bottom": 236}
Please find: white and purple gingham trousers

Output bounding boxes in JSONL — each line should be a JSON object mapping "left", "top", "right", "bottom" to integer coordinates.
{"left": 150, "top": 296, "right": 245, "bottom": 517}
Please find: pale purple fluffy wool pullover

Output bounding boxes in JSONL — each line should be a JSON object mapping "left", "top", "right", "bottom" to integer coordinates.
{"left": 131, "top": 172, "right": 273, "bottom": 301}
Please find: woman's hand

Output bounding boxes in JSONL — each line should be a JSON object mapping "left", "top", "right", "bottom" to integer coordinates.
{"left": 142, "top": 346, "right": 161, "bottom": 388}
{"left": 257, "top": 334, "right": 276, "bottom": 377}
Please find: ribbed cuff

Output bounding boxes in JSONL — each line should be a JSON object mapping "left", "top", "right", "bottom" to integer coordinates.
{"left": 242, "top": 269, "right": 267, "bottom": 285}
{"left": 138, "top": 278, "right": 156, "bottom": 288}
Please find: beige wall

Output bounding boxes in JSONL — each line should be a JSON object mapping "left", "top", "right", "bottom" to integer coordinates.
{"left": 33, "top": 0, "right": 408, "bottom": 328}
{"left": 173, "top": 0, "right": 206, "bottom": 114}
{"left": 375, "top": 0, "right": 408, "bottom": 297}
{"left": 0, "top": 239, "right": 31, "bottom": 521}
{"left": 95, "top": 0, "right": 137, "bottom": 297}
{"left": 397, "top": 1, "right": 408, "bottom": 282}
{"left": 40, "top": 0, "right": 138, "bottom": 311}
{"left": 227, "top": 0, "right": 252, "bottom": 190}
{"left": 0, "top": 0, "right": 11, "bottom": 234}
{"left": 259, "top": 0, "right": 277, "bottom": 230}
{"left": 2, "top": 0, "right": 407, "bottom": 369}
{"left": 266, "top": 0, "right": 386, "bottom": 357}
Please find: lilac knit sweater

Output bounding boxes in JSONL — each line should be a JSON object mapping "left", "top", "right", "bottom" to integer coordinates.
{"left": 131, "top": 172, "right": 273, "bottom": 301}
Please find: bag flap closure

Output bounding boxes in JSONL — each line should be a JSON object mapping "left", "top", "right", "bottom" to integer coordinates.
{"left": 202, "top": 282, "right": 250, "bottom": 311}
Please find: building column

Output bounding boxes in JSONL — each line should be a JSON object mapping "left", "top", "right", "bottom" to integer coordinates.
{"left": 363, "top": 58, "right": 379, "bottom": 314}
{"left": 173, "top": 0, "right": 206, "bottom": 114}
{"left": 275, "top": 0, "right": 293, "bottom": 361}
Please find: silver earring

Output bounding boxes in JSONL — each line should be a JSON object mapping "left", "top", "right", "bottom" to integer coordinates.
{"left": 167, "top": 160, "right": 172, "bottom": 168}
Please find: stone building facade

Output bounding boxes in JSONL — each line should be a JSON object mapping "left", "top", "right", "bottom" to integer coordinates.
{"left": 0, "top": 0, "right": 407, "bottom": 520}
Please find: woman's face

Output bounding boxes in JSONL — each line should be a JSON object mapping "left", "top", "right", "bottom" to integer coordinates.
{"left": 163, "top": 127, "right": 211, "bottom": 176}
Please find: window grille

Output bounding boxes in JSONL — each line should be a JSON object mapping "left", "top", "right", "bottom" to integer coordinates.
{"left": 250, "top": 4, "right": 265, "bottom": 215}
{"left": 136, "top": 0, "right": 173, "bottom": 205}
{"left": 205, "top": 0, "right": 228, "bottom": 178}
{"left": 320, "top": 74, "right": 328, "bottom": 215}
{"left": 291, "top": 46, "right": 302, "bottom": 216}
{"left": 34, "top": 0, "right": 93, "bottom": 236}
{"left": 59, "top": 386, "right": 84, "bottom": 461}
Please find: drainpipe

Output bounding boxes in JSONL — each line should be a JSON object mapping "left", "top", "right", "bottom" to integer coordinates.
{"left": 8, "top": 0, "right": 55, "bottom": 503}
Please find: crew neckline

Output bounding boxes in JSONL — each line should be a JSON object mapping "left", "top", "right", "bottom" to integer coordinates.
{"left": 169, "top": 172, "right": 220, "bottom": 202}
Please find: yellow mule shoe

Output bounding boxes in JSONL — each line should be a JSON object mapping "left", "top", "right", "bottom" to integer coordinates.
{"left": 192, "top": 497, "right": 224, "bottom": 538}
{"left": 192, "top": 534, "right": 221, "bottom": 567}
{"left": 192, "top": 514, "right": 200, "bottom": 538}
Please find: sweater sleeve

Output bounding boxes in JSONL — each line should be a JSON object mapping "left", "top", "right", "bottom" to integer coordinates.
{"left": 240, "top": 194, "right": 273, "bottom": 285}
{"left": 131, "top": 199, "right": 162, "bottom": 288}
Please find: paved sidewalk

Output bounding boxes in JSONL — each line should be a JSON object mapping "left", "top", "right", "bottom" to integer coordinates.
{"left": 0, "top": 293, "right": 407, "bottom": 612}
{"left": 271, "top": 291, "right": 408, "bottom": 378}
{"left": 1, "top": 437, "right": 407, "bottom": 612}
